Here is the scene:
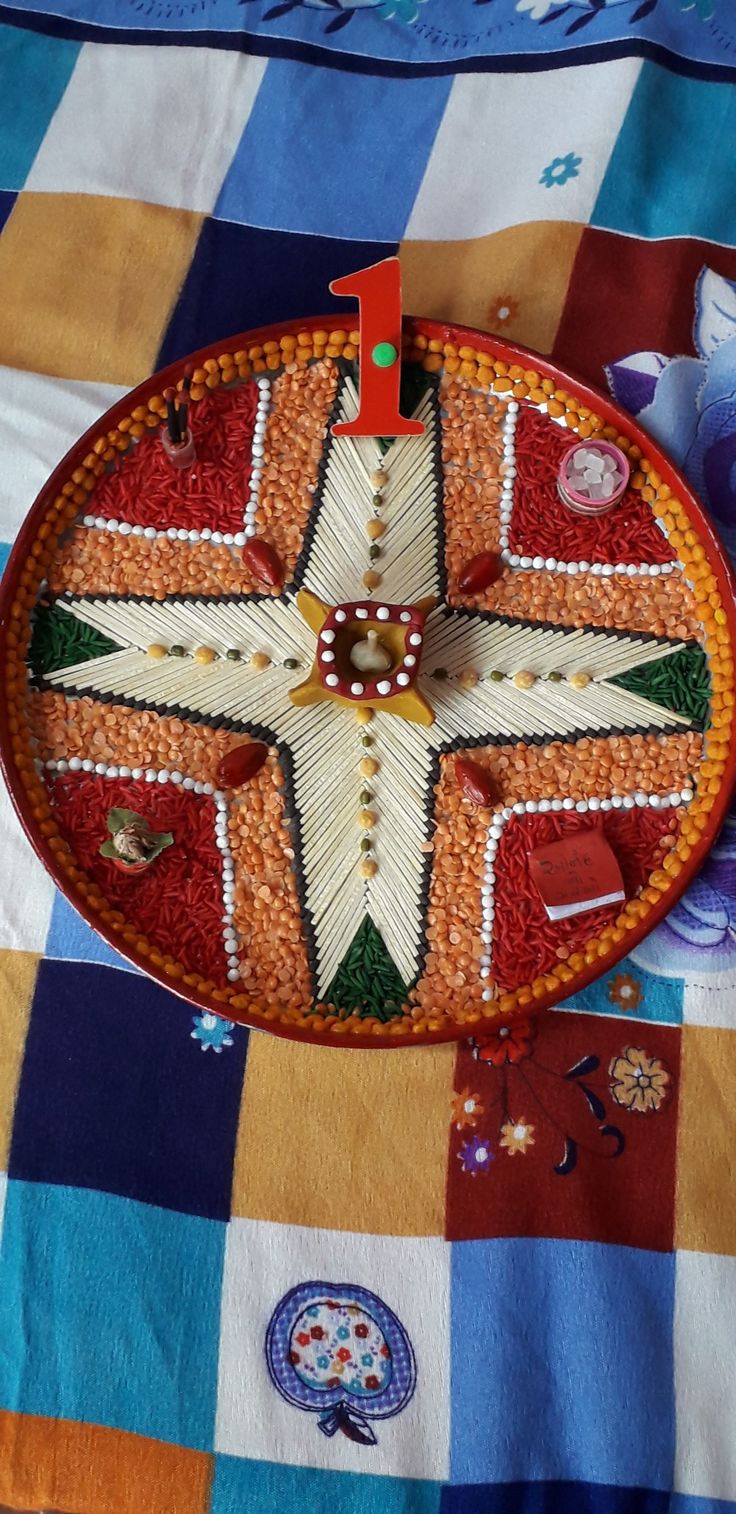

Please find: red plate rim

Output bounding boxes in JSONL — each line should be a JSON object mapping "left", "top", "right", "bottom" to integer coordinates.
{"left": 1, "top": 314, "right": 735, "bottom": 1049}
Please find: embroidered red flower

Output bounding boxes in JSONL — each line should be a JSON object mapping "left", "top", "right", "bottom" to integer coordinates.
{"left": 354, "top": 1323, "right": 369, "bottom": 1338}
{"left": 296, "top": 1332, "right": 310, "bottom": 1346}
{"left": 310, "top": 1325, "right": 325, "bottom": 1340}
{"left": 336, "top": 1347, "right": 352, "bottom": 1363}
{"left": 289, "top": 1350, "right": 301, "bottom": 1365}
{"left": 473, "top": 1020, "right": 536, "bottom": 1067}
{"left": 365, "top": 1375, "right": 380, "bottom": 1390}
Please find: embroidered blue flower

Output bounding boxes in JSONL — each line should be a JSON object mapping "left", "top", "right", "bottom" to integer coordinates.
{"left": 540, "top": 153, "right": 582, "bottom": 189}
{"left": 458, "top": 1136, "right": 494, "bottom": 1174}
{"left": 190, "top": 1011, "right": 235, "bottom": 1052}
{"left": 377, "top": 0, "right": 428, "bottom": 21}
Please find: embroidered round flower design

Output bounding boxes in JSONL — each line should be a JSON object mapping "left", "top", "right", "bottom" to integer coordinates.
{"left": 540, "top": 152, "right": 582, "bottom": 189}
{"left": 266, "top": 1281, "right": 416, "bottom": 1446}
{"left": 458, "top": 1135, "right": 494, "bottom": 1174}
{"left": 473, "top": 1020, "right": 536, "bottom": 1067}
{"left": 451, "top": 1087, "right": 484, "bottom": 1130}
{"left": 289, "top": 1302, "right": 392, "bottom": 1397}
{"left": 609, "top": 1047, "right": 670, "bottom": 1113}
{"left": 499, "top": 1117, "right": 536, "bottom": 1155}
{"left": 607, "top": 972, "right": 643, "bottom": 1012}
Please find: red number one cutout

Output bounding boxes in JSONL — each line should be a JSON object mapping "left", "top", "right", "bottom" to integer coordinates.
{"left": 329, "top": 257, "right": 425, "bottom": 439}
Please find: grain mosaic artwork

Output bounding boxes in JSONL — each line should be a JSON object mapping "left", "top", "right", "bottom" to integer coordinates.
{"left": 1, "top": 320, "right": 733, "bottom": 1046}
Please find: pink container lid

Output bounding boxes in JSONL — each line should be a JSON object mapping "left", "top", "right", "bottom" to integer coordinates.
{"left": 558, "top": 440, "right": 630, "bottom": 516}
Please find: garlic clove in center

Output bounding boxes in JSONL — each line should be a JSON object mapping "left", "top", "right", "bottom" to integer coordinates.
{"left": 350, "top": 629, "right": 392, "bottom": 674}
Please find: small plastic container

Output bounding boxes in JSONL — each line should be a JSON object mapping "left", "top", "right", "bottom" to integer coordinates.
{"left": 557, "top": 440, "right": 630, "bottom": 517}
{"left": 162, "top": 428, "right": 197, "bottom": 469}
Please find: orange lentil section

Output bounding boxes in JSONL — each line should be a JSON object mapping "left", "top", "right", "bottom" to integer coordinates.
{"left": 48, "top": 530, "right": 267, "bottom": 599}
{"left": 256, "top": 359, "right": 339, "bottom": 579}
{"left": 226, "top": 758, "right": 312, "bottom": 1015}
{"left": 474, "top": 567, "right": 702, "bottom": 641}
{"left": 451, "top": 730, "right": 703, "bottom": 807}
{"left": 440, "top": 374, "right": 504, "bottom": 597}
{"left": 410, "top": 756, "right": 488, "bottom": 1026}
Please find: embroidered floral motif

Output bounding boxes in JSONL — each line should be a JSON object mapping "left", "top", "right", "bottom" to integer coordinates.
{"left": 473, "top": 1020, "right": 535, "bottom": 1067}
{"left": 540, "top": 152, "right": 582, "bottom": 188}
{"left": 499, "top": 1117, "right": 536, "bottom": 1156}
{"left": 609, "top": 1048, "right": 670, "bottom": 1112}
{"left": 190, "top": 1012, "right": 234, "bottom": 1052}
{"left": 451, "top": 1087, "right": 485, "bottom": 1129}
{"left": 266, "top": 1282, "right": 416, "bottom": 1447}
{"left": 488, "top": 294, "right": 520, "bottom": 330}
{"left": 458, "top": 1135, "right": 494, "bottom": 1174}
{"left": 607, "top": 973, "right": 643, "bottom": 1012}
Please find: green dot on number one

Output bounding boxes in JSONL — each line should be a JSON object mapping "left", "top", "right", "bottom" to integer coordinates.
{"left": 372, "top": 341, "right": 398, "bottom": 368}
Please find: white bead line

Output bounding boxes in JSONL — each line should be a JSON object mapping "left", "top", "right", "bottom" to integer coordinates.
{"left": 41, "top": 759, "right": 241, "bottom": 980}
{"left": 478, "top": 785, "right": 694, "bottom": 1003}
{"left": 80, "top": 517, "right": 248, "bottom": 548}
{"left": 214, "top": 790, "right": 242, "bottom": 981}
{"left": 496, "top": 399, "right": 678, "bottom": 577}
{"left": 80, "top": 376, "right": 272, "bottom": 549}
{"left": 244, "top": 376, "right": 271, "bottom": 542}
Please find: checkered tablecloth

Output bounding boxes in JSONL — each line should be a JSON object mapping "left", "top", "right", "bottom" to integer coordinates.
{"left": 1, "top": 10, "right": 736, "bottom": 1512}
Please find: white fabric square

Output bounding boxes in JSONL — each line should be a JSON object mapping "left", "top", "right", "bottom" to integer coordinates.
{"left": 0, "top": 364, "right": 125, "bottom": 548}
{"left": 25, "top": 43, "right": 267, "bottom": 213}
{"left": 0, "top": 783, "right": 56, "bottom": 953}
{"left": 675, "top": 1250, "right": 736, "bottom": 1500}
{"left": 683, "top": 975, "right": 736, "bottom": 1029}
{"left": 216, "top": 1218, "right": 450, "bottom": 1480}
{"left": 406, "top": 58, "right": 642, "bottom": 241}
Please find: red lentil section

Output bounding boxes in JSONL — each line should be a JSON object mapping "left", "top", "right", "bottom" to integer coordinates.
{"left": 455, "top": 730, "right": 703, "bottom": 806}
{"left": 92, "top": 382, "right": 259, "bottom": 533}
{"left": 440, "top": 374, "right": 504, "bottom": 600}
{"left": 50, "top": 772, "right": 230, "bottom": 985}
{"left": 491, "top": 806, "right": 681, "bottom": 990}
{"left": 478, "top": 566, "right": 702, "bottom": 640}
{"left": 511, "top": 405, "right": 674, "bottom": 565}
{"left": 255, "top": 360, "right": 339, "bottom": 579}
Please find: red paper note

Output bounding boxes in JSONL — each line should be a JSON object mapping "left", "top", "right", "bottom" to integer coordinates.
{"left": 528, "top": 829, "right": 625, "bottom": 921}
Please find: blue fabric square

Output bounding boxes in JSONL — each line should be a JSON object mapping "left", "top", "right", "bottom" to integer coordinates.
{"left": 441, "top": 1484, "right": 670, "bottom": 1513}
{"left": 0, "top": 1179, "right": 224, "bottom": 1448}
{"left": 559, "top": 958, "right": 683, "bottom": 1025}
{"left": 211, "top": 1455, "right": 441, "bottom": 1514}
{"left": 0, "top": 189, "right": 15, "bottom": 231}
{"left": 9, "top": 959, "right": 248, "bottom": 1221}
{"left": 45, "top": 889, "right": 139, "bottom": 973}
{"left": 450, "top": 1238, "right": 675, "bottom": 1488}
{"left": 0, "top": 26, "right": 79, "bottom": 190}
{"left": 215, "top": 58, "right": 451, "bottom": 241}
{"left": 594, "top": 66, "right": 736, "bottom": 245}
{"left": 670, "top": 1500, "right": 736, "bottom": 1514}
{"left": 157, "top": 217, "right": 394, "bottom": 370}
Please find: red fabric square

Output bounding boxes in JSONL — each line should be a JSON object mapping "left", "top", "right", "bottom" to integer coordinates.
{"left": 445, "top": 1011, "right": 680, "bottom": 1252}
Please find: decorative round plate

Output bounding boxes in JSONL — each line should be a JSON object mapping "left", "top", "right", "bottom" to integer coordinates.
{"left": 1, "top": 317, "right": 734, "bottom": 1048}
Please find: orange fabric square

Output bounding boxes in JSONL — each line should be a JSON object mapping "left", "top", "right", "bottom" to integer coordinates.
{"left": 676, "top": 1024, "right": 736, "bottom": 1255}
{"left": 400, "top": 222, "right": 583, "bottom": 356}
{"left": 231, "top": 1035, "right": 455, "bottom": 1236}
{"left": 0, "top": 192, "right": 202, "bottom": 384}
{"left": 0, "top": 1410, "right": 211, "bottom": 1514}
{"left": 0, "top": 950, "right": 38, "bottom": 1170}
